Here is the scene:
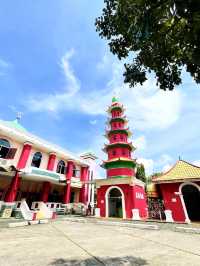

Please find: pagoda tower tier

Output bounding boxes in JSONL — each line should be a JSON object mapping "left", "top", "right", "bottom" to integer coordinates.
{"left": 105, "top": 128, "right": 132, "bottom": 139}
{"left": 106, "top": 115, "right": 128, "bottom": 125}
{"left": 96, "top": 97, "right": 148, "bottom": 220}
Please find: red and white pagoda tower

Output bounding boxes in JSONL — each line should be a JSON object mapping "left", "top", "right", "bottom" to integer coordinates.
{"left": 96, "top": 97, "right": 148, "bottom": 219}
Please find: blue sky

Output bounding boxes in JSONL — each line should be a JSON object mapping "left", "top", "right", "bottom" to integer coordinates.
{"left": 0, "top": 0, "right": 200, "bottom": 176}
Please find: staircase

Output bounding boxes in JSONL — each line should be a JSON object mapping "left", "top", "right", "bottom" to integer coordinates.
{"left": 17, "top": 199, "right": 37, "bottom": 221}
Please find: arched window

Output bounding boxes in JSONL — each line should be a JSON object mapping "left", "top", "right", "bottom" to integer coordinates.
{"left": 0, "top": 138, "right": 10, "bottom": 159}
{"left": 72, "top": 165, "right": 75, "bottom": 177}
{"left": 56, "top": 160, "right": 66, "bottom": 174}
{"left": 72, "top": 165, "right": 80, "bottom": 178}
{"left": 31, "top": 152, "right": 42, "bottom": 168}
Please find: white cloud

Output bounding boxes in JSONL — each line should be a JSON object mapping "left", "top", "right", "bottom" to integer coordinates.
{"left": 136, "top": 154, "right": 174, "bottom": 175}
{"left": 25, "top": 49, "right": 183, "bottom": 131}
{"left": 0, "top": 58, "right": 12, "bottom": 76}
{"left": 0, "top": 58, "right": 10, "bottom": 68}
{"left": 154, "top": 154, "right": 173, "bottom": 174}
{"left": 60, "top": 49, "right": 79, "bottom": 95}
{"left": 136, "top": 158, "right": 154, "bottom": 175}
{"left": 89, "top": 120, "right": 97, "bottom": 125}
{"left": 192, "top": 160, "right": 200, "bottom": 167}
{"left": 8, "top": 105, "right": 17, "bottom": 112}
{"left": 162, "top": 164, "right": 172, "bottom": 173}
{"left": 157, "top": 154, "right": 173, "bottom": 166}
{"left": 134, "top": 135, "right": 147, "bottom": 151}
{"left": 96, "top": 51, "right": 112, "bottom": 71}
{"left": 26, "top": 49, "right": 80, "bottom": 113}
{"left": 96, "top": 51, "right": 183, "bottom": 130}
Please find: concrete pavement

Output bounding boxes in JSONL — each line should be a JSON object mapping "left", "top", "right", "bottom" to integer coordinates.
{"left": 0, "top": 220, "right": 200, "bottom": 265}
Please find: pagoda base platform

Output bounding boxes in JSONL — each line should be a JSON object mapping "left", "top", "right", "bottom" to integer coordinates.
{"left": 96, "top": 177, "right": 148, "bottom": 220}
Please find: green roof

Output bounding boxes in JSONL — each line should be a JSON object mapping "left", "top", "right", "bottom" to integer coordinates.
{"left": 1, "top": 119, "right": 27, "bottom": 132}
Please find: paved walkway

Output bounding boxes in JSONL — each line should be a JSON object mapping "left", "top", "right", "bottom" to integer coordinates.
{"left": 0, "top": 220, "right": 200, "bottom": 265}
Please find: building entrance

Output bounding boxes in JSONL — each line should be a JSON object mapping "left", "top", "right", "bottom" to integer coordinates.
{"left": 108, "top": 188, "right": 123, "bottom": 218}
{"left": 182, "top": 184, "right": 200, "bottom": 221}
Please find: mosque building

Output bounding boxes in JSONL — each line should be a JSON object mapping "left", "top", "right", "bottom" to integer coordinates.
{"left": 0, "top": 117, "right": 96, "bottom": 219}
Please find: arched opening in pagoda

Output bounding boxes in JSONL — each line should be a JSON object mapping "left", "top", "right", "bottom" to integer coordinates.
{"left": 106, "top": 186, "right": 125, "bottom": 218}
{"left": 182, "top": 183, "right": 200, "bottom": 222}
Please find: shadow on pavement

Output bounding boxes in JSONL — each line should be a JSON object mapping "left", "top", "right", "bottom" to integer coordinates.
{"left": 49, "top": 256, "right": 147, "bottom": 266}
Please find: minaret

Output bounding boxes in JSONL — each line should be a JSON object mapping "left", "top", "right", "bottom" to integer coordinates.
{"left": 102, "top": 97, "right": 136, "bottom": 179}
{"left": 96, "top": 96, "right": 148, "bottom": 219}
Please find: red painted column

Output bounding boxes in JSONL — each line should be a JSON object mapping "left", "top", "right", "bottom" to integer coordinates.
{"left": 5, "top": 142, "right": 32, "bottom": 202}
{"left": 47, "top": 153, "right": 56, "bottom": 171}
{"left": 40, "top": 182, "right": 51, "bottom": 202}
{"left": 40, "top": 153, "right": 56, "bottom": 202}
{"left": 63, "top": 161, "right": 74, "bottom": 204}
{"left": 17, "top": 143, "right": 32, "bottom": 169}
{"left": 79, "top": 166, "right": 89, "bottom": 205}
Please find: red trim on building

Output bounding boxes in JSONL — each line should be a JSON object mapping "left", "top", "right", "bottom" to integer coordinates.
{"left": 79, "top": 166, "right": 89, "bottom": 204}
{"left": 5, "top": 143, "right": 32, "bottom": 202}
{"left": 97, "top": 184, "right": 147, "bottom": 219}
{"left": 63, "top": 161, "right": 74, "bottom": 204}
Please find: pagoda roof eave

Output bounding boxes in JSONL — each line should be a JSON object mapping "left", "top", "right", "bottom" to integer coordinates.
{"left": 95, "top": 177, "right": 145, "bottom": 189}
{"left": 101, "top": 157, "right": 136, "bottom": 168}
{"left": 102, "top": 142, "right": 136, "bottom": 152}
{"left": 103, "top": 157, "right": 136, "bottom": 163}
{"left": 107, "top": 116, "right": 128, "bottom": 123}
{"left": 105, "top": 128, "right": 132, "bottom": 138}
{"left": 153, "top": 178, "right": 200, "bottom": 184}
{"left": 106, "top": 105, "right": 125, "bottom": 113}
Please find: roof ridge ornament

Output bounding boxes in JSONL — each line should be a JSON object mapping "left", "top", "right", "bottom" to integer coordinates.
{"left": 16, "top": 112, "right": 23, "bottom": 123}
{"left": 112, "top": 96, "right": 119, "bottom": 103}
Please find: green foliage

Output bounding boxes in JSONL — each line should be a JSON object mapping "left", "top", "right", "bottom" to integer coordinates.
{"left": 95, "top": 0, "right": 200, "bottom": 90}
{"left": 152, "top": 172, "right": 163, "bottom": 177}
{"left": 148, "top": 172, "right": 163, "bottom": 183}
{"left": 136, "top": 163, "right": 146, "bottom": 183}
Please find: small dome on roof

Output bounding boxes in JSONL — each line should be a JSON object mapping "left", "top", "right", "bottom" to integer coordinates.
{"left": 0, "top": 119, "right": 27, "bottom": 132}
